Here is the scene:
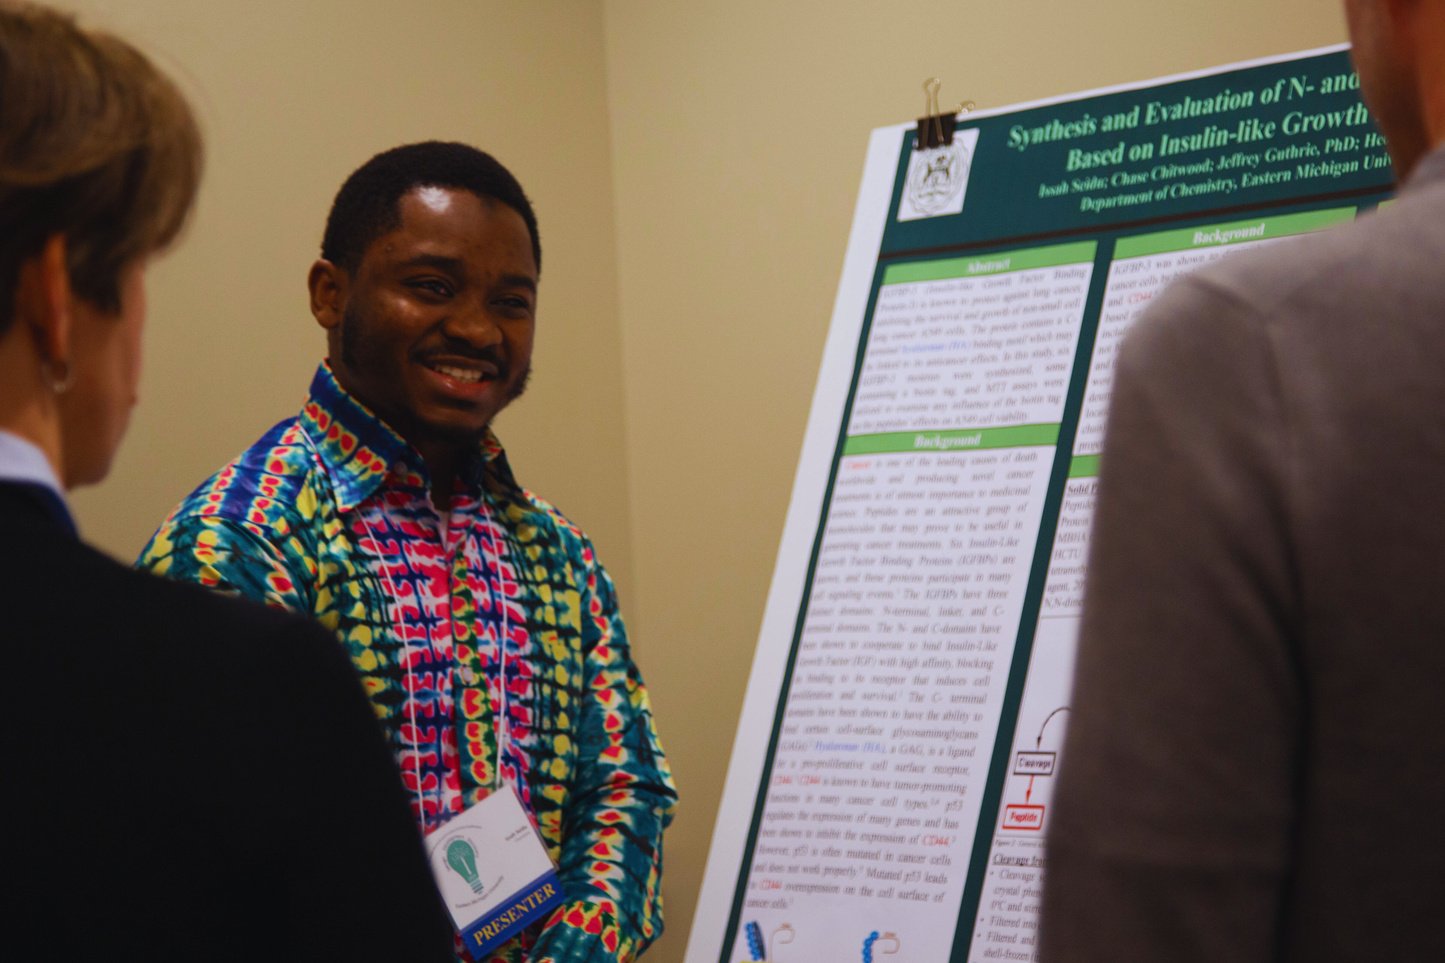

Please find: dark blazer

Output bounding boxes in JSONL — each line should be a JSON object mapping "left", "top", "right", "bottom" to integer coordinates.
{"left": 1043, "top": 148, "right": 1445, "bottom": 961}
{"left": 0, "top": 482, "right": 454, "bottom": 960}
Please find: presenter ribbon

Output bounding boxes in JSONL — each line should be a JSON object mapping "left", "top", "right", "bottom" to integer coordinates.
{"left": 459, "top": 871, "right": 565, "bottom": 958}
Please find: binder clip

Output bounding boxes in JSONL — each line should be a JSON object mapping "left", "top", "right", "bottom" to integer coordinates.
{"left": 916, "top": 77, "right": 974, "bottom": 150}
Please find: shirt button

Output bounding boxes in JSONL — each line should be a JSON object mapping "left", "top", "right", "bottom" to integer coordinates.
{"left": 458, "top": 665, "right": 478, "bottom": 685}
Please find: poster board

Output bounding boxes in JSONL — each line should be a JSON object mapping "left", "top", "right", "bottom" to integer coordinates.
{"left": 688, "top": 45, "right": 1394, "bottom": 963}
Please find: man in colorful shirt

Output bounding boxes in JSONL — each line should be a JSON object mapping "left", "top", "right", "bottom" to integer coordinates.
{"left": 139, "top": 142, "right": 676, "bottom": 962}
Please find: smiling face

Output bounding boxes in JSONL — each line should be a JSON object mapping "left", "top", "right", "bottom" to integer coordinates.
{"left": 312, "top": 186, "right": 538, "bottom": 470}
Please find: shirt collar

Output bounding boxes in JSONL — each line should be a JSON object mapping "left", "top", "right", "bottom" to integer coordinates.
{"left": 0, "top": 430, "right": 66, "bottom": 497}
{"left": 0, "top": 429, "right": 76, "bottom": 535}
{"left": 299, "top": 361, "right": 519, "bottom": 513}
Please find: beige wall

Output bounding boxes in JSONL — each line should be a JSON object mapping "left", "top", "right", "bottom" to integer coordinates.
{"left": 60, "top": 2, "right": 1348, "bottom": 961}
{"left": 69, "top": 0, "right": 635, "bottom": 596}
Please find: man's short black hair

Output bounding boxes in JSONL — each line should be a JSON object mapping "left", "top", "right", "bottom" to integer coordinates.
{"left": 320, "top": 140, "right": 540, "bottom": 275}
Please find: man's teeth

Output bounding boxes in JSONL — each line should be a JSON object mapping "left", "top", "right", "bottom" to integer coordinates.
{"left": 433, "top": 364, "right": 485, "bottom": 383}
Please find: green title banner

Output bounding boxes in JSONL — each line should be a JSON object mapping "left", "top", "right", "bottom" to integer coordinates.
{"left": 882, "top": 241, "right": 1098, "bottom": 286}
{"left": 1113, "top": 206, "right": 1356, "bottom": 258}
{"left": 883, "top": 49, "right": 1393, "bottom": 255}
{"left": 843, "top": 424, "right": 1060, "bottom": 456}
{"left": 1067, "top": 454, "right": 1101, "bottom": 478}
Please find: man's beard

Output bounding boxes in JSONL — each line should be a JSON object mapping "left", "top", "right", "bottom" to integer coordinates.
{"left": 505, "top": 363, "right": 532, "bottom": 403}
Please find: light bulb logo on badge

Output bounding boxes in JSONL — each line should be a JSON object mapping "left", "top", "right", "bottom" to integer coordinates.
{"left": 438, "top": 832, "right": 499, "bottom": 905}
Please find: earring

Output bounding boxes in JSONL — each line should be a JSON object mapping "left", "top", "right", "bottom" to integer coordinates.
{"left": 44, "top": 358, "right": 75, "bottom": 395}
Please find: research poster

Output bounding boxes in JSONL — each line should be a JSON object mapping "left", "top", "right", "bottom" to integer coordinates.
{"left": 688, "top": 46, "right": 1393, "bottom": 963}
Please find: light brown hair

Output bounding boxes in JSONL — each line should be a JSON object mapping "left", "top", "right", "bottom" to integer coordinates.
{"left": 0, "top": 1, "right": 202, "bottom": 329}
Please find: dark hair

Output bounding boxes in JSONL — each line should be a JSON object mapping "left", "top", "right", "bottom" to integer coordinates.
{"left": 0, "top": 1, "right": 202, "bottom": 331}
{"left": 321, "top": 141, "right": 540, "bottom": 274}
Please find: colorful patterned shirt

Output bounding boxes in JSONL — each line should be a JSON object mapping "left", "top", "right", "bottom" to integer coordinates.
{"left": 139, "top": 363, "right": 676, "bottom": 962}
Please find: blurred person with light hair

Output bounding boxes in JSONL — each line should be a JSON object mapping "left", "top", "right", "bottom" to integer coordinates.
{"left": 0, "top": 3, "right": 452, "bottom": 958}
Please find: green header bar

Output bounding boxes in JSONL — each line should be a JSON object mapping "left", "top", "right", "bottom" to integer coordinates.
{"left": 882, "top": 240, "right": 1098, "bottom": 286}
{"left": 1113, "top": 207, "right": 1356, "bottom": 259}
{"left": 844, "top": 424, "right": 1060, "bottom": 456}
{"left": 1067, "top": 454, "right": 1101, "bottom": 478}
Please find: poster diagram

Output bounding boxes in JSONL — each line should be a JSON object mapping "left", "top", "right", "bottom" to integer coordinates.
{"left": 689, "top": 46, "right": 1395, "bottom": 963}
{"left": 1000, "top": 706, "right": 1069, "bottom": 833}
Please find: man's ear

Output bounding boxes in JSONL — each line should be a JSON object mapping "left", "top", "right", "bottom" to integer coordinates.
{"left": 1380, "top": 0, "right": 1417, "bottom": 49}
{"left": 16, "top": 234, "right": 75, "bottom": 369}
{"left": 1380, "top": 0, "right": 1417, "bottom": 23}
{"left": 307, "top": 258, "right": 347, "bottom": 331}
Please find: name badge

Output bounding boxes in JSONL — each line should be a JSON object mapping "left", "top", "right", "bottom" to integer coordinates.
{"left": 425, "top": 786, "right": 565, "bottom": 958}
